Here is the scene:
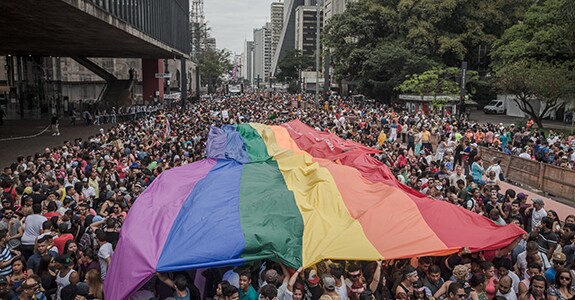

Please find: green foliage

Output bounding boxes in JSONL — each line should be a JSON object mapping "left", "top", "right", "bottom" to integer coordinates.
{"left": 491, "top": 0, "right": 575, "bottom": 128}
{"left": 323, "top": 0, "right": 531, "bottom": 99}
{"left": 397, "top": 67, "right": 479, "bottom": 97}
{"left": 198, "top": 48, "right": 233, "bottom": 93}
{"left": 494, "top": 60, "right": 575, "bottom": 128}
{"left": 491, "top": 0, "right": 575, "bottom": 70}
{"left": 276, "top": 50, "right": 314, "bottom": 83}
{"left": 287, "top": 81, "right": 299, "bottom": 94}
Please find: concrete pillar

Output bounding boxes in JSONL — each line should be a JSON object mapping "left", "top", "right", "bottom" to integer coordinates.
{"left": 141, "top": 58, "right": 164, "bottom": 104}
{"left": 180, "top": 58, "right": 187, "bottom": 103}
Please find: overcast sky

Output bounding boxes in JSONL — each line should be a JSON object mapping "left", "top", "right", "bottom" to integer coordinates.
{"left": 204, "top": 0, "right": 274, "bottom": 55}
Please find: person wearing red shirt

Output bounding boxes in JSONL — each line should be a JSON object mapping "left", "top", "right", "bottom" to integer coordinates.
{"left": 53, "top": 223, "right": 74, "bottom": 255}
{"left": 42, "top": 201, "right": 61, "bottom": 220}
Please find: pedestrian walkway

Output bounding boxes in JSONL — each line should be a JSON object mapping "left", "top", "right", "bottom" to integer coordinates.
{"left": 469, "top": 110, "right": 574, "bottom": 132}
{"left": 0, "top": 118, "right": 113, "bottom": 168}
{"left": 499, "top": 181, "right": 575, "bottom": 220}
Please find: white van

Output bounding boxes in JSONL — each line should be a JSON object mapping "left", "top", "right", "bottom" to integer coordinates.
{"left": 483, "top": 100, "right": 506, "bottom": 114}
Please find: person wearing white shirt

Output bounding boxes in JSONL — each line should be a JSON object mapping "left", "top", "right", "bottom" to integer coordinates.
{"left": 519, "top": 151, "right": 531, "bottom": 160}
{"left": 486, "top": 159, "right": 503, "bottom": 180}
{"left": 529, "top": 199, "right": 547, "bottom": 232}
{"left": 515, "top": 241, "right": 551, "bottom": 280}
{"left": 496, "top": 276, "right": 517, "bottom": 300}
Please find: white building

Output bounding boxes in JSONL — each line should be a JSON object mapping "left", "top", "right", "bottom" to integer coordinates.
{"left": 270, "top": 2, "right": 284, "bottom": 63}
{"left": 240, "top": 41, "right": 254, "bottom": 85}
{"left": 253, "top": 24, "right": 272, "bottom": 83}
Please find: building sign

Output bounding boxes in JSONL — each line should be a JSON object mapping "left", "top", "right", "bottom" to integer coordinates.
{"left": 399, "top": 94, "right": 457, "bottom": 102}
{"left": 155, "top": 73, "right": 171, "bottom": 79}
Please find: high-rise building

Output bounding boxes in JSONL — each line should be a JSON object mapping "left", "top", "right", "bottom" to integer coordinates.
{"left": 241, "top": 41, "right": 254, "bottom": 85}
{"left": 253, "top": 23, "right": 272, "bottom": 84}
{"left": 270, "top": 0, "right": 305, "bottom": 76}
{"left": 323, "top": 0, "right": 357, "bottom": 22}
{"left": 295, "top": 5, "right": 323, "bottom": 60}
{"left": 270, "top": 2, "right": 284, "bottom": 62}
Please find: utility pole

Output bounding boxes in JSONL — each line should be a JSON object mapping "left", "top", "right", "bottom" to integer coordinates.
{"left": 459, "top": 61, "right": 467, "bottom": 118}
{"left": 315, "top": 0, "right": 322, "bottom": 105}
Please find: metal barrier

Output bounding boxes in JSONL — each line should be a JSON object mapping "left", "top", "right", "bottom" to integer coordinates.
{"left": 479, "top": 146, "right": 575, "bottom": 202}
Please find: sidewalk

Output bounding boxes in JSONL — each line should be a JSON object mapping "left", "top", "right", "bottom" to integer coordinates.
{"left": 0, "top": 118, "right": 113, "bottom": 168}
{"left": 469, "top": 110, "right": 575, "bottom": 132}
{"left": 499, "top": 181, "right": 575, "bottom": 221}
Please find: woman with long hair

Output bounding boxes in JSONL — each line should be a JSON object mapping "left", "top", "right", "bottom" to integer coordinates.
{"left": 64, "top": 239, "right": 84, "bottom": 279}
{"left": 548, "top": 210, "right": 562, "bottom": 234}
{"left": 548, "top": 268, "right": 574, "bottom": 300}
{"left": 37, "top": 254, "right": 57, "bottom": 296}
{"left": 284, "top": 267, "right": 305, "bottom": 300}
{"left": 481, "top": 261, "right": 497, "bottom": 299}
{"left": 214, "top": 280, "right": 231, "bottom": 300}
{"left": 85, "top": 269, "right": 104, "bottom": 299}
{"left": 468, "top": 273, "right": 488, "bottom": 300}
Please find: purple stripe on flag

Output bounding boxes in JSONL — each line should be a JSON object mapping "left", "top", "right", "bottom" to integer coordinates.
{"left": 103, "top": 159, "right": 216, "bottom": 300}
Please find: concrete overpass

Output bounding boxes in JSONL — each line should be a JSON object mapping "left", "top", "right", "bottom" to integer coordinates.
{"left": 0, "top": 0, "right": 193, "bottom": 116}
{"left": 0, "top": 0, "right": 190, "bottom": 58}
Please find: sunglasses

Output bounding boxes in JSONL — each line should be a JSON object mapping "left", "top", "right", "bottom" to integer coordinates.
{"left": 561, "top": 276, "right": 571, "bottom": 281}
{"left": 456, "top": 294, "right": 467, "bottom": 299}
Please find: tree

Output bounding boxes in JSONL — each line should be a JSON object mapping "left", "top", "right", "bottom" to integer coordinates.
{"left": 397, "top": 67, "right": 479, "bottom": 110}
{"left": 397, "top": 67, "right": 479, "bottom": 96}
{"left": 491, "top": 0, "right": 575, "bottom": 70}
{"left": 494, "top": 60, "right": 575, "bottom": 128}
{"left": 275, "top": 50, "right": 314, "bottom": 83}
{"left": 323, "top": 0, "right": 532, "bottom": 100}
{"left": 198, "top": 48, "right": 233, "bottom": 93}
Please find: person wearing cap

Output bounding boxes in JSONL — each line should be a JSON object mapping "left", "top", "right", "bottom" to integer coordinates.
{"left": 328, "top": 263, "right": 349, "bottom": 300}
{"left": 304, "top": 268, "right": 324, "bottom": 300}
{"left": 320, "top": 274, "right": 340, "bottom": 300}
{"left": 0, "top": 274, "right": 15, "bottom": 299}
{"left": 527, "top": 198, "right": 547, "bottom": 233}
{"left": 544, "top": 252, "right": 567, "bottom": 283}
{"left": 55, "top": 252, "right": 79, "bottom": 300}
{"left": 81, "top": 178, "right": 96, "bottom": 205}
{"left": 17, "top": 275, "right": 48, "bottom": 300}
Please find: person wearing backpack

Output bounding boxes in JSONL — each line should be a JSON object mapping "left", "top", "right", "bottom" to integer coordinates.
{"left": 535, "top": 142, "right": 549, "bottom": 162}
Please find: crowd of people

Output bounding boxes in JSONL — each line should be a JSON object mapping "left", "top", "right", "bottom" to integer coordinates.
{"left": 0, "top": 92, "right": 574, "bottom": 300}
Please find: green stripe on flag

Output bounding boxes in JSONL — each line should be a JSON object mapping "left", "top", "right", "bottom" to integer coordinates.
{"left": 236, "top": 124, "right": 271, "bottom": 162}
{"left": 237, "top": 125, "right": 303, "bottom": 268}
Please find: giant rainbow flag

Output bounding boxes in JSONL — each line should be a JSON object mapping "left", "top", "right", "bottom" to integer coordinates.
{"left": 104, "top": 120, "right": 525, "bottom": 299}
